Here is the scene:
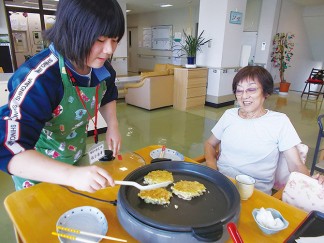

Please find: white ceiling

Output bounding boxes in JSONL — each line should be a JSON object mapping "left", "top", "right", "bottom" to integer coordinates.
{"left": 4, "top": 0, "right": 200, "bottom": 14}
{"left": 4, "top": 0, "right": 324, "bottom": 15}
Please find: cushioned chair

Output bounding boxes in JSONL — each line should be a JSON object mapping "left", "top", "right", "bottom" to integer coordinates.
{"left": 301, "top": 68, "right": 324, "bottom": 100}
{"left": 193, "top": 143, "right": 308, "bottom": 195}
{"left": 273, "top": 144, "right": 308, "bottom": 190}
{"left": 281, "top": 172, "right": 324, "bottom": 212}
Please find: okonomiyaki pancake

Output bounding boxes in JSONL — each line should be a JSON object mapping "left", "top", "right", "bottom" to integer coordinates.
{"left": 138, "top": 188, "right": 172, "bottom": 205}
{"left": 171, "top": 180, "right": 206, "bottom": 200}
{"left": 143, "top": 170, "right": 174, "bottom": 185}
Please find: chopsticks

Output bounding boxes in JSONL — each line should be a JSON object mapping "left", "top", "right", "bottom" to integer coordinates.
{"left": 159, "top": 145, "right": 166, "bottom": 158}
{"left": 54, "top": 226, "right": 127, "bottom": 242}
{"left": 52, "top": 232, "right": 96, "bottom": 243}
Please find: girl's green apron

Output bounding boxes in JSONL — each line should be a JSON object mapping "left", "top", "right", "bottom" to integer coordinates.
{"left": 12, "top": 54, "right": 106, "bottom": 190}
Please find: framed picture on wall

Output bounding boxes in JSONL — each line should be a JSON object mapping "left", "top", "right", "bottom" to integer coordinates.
{"left": 229, "top": 11, "right": 243, "bottom": 25}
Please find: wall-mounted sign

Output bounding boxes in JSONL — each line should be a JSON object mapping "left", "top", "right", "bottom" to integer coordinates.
{"left": 12, "top": 31, "right": 28, "bottom": 52}
{"left": 229, "top": 11, "right": 243, "bottom": 25}
{"left": 151, "top": 25, "right": 172, "bottom": 50}
{"left": 143, "top": 27, "right": 152, "bottom": 48}
{"left": 33, "top": 31, "right": 43, "bottom": 45}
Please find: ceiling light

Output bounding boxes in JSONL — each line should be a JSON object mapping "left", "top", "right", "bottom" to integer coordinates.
{"left": 126, "top": 9, "right": 132, "bottom": 13}
{"left": 160, "top": 4, "right": 173, "bottom": 8}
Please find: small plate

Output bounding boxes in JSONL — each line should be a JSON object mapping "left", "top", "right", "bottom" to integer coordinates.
{"left": 56, "top": 206, "right": 108, "bottom": 243}
{"left": 252, "top": 208, "right": 289, "bottom": 235}
{"left": 150, "top": 148, "right": 184, "bottom": 161}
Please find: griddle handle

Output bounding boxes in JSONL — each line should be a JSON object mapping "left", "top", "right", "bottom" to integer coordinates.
{"left": 192, "top": 223, "right": 223, "bottom": 242}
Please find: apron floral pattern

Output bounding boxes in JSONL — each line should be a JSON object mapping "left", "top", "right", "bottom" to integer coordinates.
{"left": 12, "top": 54, "right": 106, "bottom": 190}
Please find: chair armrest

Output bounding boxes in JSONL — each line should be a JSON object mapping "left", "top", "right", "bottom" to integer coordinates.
{"left": 272, "top": 188, "right": 283, "bottom": 200}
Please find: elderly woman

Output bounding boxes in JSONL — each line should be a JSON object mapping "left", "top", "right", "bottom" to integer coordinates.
{"left": 204, "top": 66, "right": 323, "bottom": 194}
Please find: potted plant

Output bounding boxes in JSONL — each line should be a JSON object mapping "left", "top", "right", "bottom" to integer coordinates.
{"left": 270, "top": 32, "right": 295, "bottom": 94}
{"left": 178, "top": 30, "right": 211, "bottom": 68}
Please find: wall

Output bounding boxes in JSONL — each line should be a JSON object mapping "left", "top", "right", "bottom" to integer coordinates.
{"left": 0, "top": 0, "right": 8, "bottom": 34}
{"left": 126, "top": 5, "right": 200, "bottom": 71}
{"left": 126, "top": 0, "right": 261, "bottom": 72}
{"left": 303, "top": 5, "right": 324, "bottom": 66}
{"left": 1, "top": 0, "right": 128, "bottom": 75}
{"left": 10, "top": 12, "right": 44, "bottom": 66}
{"left": 197, "top": 0, "right": 247, "bottom": 106}
{"left": 221, "top": 0, "right": 247, "bottom": 68}
{"left": 244, "top": 0, "right": 261, "bottom": 32}
{"left": 271, "top": 0, "right": 322, "bottom": 91}
{"left": 0, "top": 0, "right": 14, "bottom": 72}
{"left": 196, "top": 0, "right": 228, "bottom": 68}
{"left": 112, "top": 0, "right": 128, "bottom": 75}
{"left": 254, "top": 0, "right": 280, "bottom": 68}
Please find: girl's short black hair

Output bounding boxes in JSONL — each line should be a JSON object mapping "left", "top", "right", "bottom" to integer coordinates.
{"left": 43, "top": 0, "right": 125, "bottom": 68}
{"left": 232, "top": 66, "right": 274, "bottom": 96}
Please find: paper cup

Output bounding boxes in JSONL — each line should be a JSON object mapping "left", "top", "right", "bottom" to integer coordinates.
{"left": 235, "top": 174, "right": 256, "bottom": 200}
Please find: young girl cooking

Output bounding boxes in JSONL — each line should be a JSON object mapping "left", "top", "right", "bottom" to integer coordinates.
{"left": 0, "top": 0, "right": 124, "bottom": 192}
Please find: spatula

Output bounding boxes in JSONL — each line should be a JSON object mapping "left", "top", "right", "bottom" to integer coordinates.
{"left": 115, "top": 180, "right": 172, "bottom": 190}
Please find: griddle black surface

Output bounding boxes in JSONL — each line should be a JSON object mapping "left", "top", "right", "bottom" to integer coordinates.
{"left": 285, "top": 211, "right": 324, "bottom": 243}
{"left": 118, "top": 161, "right": 240, "bottom": 233}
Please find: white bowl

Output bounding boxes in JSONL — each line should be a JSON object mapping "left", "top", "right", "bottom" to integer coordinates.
{"left": 252, "top": 208, "right": 289, "bottom": 235}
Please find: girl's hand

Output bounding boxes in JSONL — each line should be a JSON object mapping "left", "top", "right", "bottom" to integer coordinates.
{"left": 106, "top": 127, "right": 121, "bottom": 157}
{"left": 68, "top": 165, "right": 115, "bottom": 193}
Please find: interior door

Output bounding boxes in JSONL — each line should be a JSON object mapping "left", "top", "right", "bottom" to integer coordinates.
{"left": 127, "top": 27, "right": 138, "bottom": 74}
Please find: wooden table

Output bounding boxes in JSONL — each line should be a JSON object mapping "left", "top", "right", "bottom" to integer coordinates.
{"left": 4, "top": 145, "right": 307, "bottom": 243}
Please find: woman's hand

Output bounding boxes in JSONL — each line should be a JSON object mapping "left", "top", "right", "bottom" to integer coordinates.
{"left": 68, "top": 165, "right": 115, "bottom": 193}
{"left": 312, "top": 173, "right": 324, "bottom": 186}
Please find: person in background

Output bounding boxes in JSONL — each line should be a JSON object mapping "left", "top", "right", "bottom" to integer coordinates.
{"left": 204, "top": 66, "right": 324, "bottom": 194}
{"left": 0, "top": 0, "right": 124, "bottom": 192}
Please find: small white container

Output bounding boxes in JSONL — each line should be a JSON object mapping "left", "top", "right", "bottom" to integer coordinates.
{"left": 252, "top": 208, "right": 289, "bottom": 235}
{"left": 235, "top": 174, "right": 255, "bottom": 200}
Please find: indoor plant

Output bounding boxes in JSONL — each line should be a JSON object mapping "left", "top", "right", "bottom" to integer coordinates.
{"left": 179, "top": 30, "right": 211, "bottom": 67}
{"left": 270, "top": 32, "right": 295, "bottom": 94}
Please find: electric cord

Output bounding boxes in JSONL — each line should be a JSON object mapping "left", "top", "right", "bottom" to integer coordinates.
{"left": 60, "top": 185, "right": 117, "bottom": 206}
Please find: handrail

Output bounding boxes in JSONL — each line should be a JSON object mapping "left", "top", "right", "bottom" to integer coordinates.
{"left": 207, "top": 66, "right": 241, "bottom": 73}
{"left": 137, "top": 54, "right": 172, "bottom": 59}
{"left": 120, "top": 72, "right": 173, "bottom": 94}
{"left": 120, "top": 76, "right": 146, "bottom": 94}
{"left": 110, "top": 56, "right": 127, "bottom": 61}
{"left": 207, "top": 66, "right": 241, "bottom": 70}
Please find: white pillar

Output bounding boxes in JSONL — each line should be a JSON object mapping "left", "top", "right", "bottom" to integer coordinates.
{"left": 197, "top": 0, "right": 247, "bottom": 106}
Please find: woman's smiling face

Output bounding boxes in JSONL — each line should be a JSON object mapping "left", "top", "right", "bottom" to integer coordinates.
{"left": 235, "top": 78, "right": 266, "bottom": 116}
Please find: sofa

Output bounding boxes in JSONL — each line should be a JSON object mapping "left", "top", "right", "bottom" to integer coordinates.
{"left": 124, "top": 63, "right": 180, "bottom": 110}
